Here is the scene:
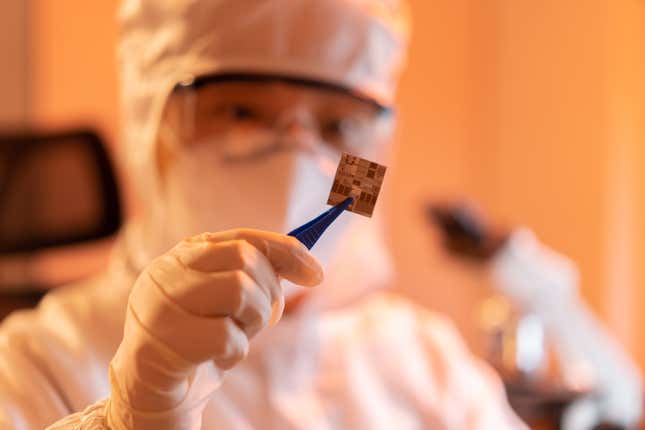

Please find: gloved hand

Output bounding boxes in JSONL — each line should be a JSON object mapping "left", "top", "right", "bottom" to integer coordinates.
{"left": 106, "top": 229, "right": 324, "bottom": 429}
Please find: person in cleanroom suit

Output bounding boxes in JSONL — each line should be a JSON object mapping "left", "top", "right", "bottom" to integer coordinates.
{"left": 0, "top": 1, "right": 526, "bottom": 428}
{"left": 0, "top": 0, "right": 640, "bottom": 429}
{"left": 0, "top": 1, "right": 639, "bottom": 429}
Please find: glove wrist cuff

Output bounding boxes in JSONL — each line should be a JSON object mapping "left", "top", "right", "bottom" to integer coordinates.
{"left": 107, "top": 362, "right": 221, "bottom": 430}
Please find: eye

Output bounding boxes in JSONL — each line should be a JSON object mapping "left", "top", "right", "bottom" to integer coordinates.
{"left": 322, "top": 116, "right": 365, "bottom": 140}
{"left": 322, "top": 118, "right": 345, "bottom": 138}
{"left": 224, "top": 104, "right": 259, "bottom": 122}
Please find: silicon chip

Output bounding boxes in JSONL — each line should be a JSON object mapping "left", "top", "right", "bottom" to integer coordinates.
{"left": 327, "top": 152, "right": 387, "bottom": 217}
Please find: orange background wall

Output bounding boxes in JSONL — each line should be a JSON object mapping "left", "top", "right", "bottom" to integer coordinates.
{"left": 22, "top": 0, "right": 645, "bottom": 367}
{"left": 0, "top": 2, "right": 27, "bottom": 123}
{"left": 27, "top": 0, "right": 119, "bottom": 147}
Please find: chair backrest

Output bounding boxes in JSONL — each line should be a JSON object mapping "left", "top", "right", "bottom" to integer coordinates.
{"left": 0, "top": 129, "right": 122, "bottom": 294}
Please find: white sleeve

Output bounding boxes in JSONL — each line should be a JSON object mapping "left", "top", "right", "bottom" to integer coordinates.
{"left": 45, "top": 400, "right": 110, "bottom": 430}
{"left": 0, "top": 279, "right": 122, "bottom": 430}
{"left": 0, "top": 308, "right": 78, "bottom": 429}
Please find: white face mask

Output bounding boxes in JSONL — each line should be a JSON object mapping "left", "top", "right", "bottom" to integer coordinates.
{"left": 142, "top": 127, "right": 353, "bottom": 296}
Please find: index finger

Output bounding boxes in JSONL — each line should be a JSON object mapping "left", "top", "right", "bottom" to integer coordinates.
{"left": 188, "top": 229, "right": 324, "bottom": 286}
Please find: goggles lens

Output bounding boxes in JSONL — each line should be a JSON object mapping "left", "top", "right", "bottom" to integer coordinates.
{"left": 166, "top": 75, "right": 392, "bottom": 162}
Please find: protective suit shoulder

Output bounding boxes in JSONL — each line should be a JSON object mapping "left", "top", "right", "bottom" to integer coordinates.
{"left": 352, "top": 291, "right": 528, "bottom": 429}
{"left": 0, "top": 274, "right": 128, "bottom": 429}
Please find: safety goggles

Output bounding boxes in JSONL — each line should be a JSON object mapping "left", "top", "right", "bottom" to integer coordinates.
{"left": 166, "top": 73, "right": 393, "bottom": 162}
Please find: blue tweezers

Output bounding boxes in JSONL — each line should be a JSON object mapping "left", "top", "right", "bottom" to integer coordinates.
{"left": 287, "top": 197, "right": 354, "bottom": 249}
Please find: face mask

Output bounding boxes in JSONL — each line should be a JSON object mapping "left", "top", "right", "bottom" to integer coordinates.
{"left": 142, "top": 126, "right": 353, "bottom": 296}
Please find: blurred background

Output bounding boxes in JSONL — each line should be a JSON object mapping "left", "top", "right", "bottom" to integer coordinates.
{"left": 1, "top": 0, "right": 644, "bottom": 427}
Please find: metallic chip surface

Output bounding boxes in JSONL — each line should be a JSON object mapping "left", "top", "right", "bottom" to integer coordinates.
{"left": 327, "top": 153, "right": 387, "bottom": 217}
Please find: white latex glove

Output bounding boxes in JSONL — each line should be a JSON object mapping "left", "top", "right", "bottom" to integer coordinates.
{"left": 106, "top": 229, "right": 324, "bottom": 429}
